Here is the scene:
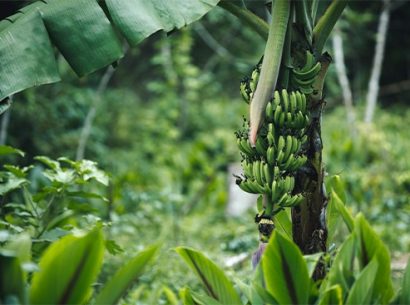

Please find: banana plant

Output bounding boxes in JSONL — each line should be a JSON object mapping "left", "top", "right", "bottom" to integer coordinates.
{"left": 1, "top": 0, "right": 346, "bottom": 275}
{"left": 232, "top": 0, "right": 348, "bottom": 273}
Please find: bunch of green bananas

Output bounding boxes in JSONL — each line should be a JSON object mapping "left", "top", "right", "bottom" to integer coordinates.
{"left": 240, "top": 66, "right": 260, "bottom": 103}
{"left": 236, "top": 66, "right": 311, "bottom": 222}
{"left": 236, "top": 88, "right": 308, "bottom": 210}
{"left": 290, "top": 51, "right": 321, "bottom": 95}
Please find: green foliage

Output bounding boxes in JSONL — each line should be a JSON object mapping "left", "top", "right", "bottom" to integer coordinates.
{"left": 178, "top": 207, "right": 409, "bottom": 305}
{"left": 176, "top": 247, "right": 242, "bottom": 305}
{"left": 94, "top": 244, "right": 159, "bottom": 305}
{"left": 0, "top": 225, "right": 158, "bottom": 305}
{"left": 30, "top": 227, "right": 105, "bottom": 304}
{"left": 0, "top": 253, "right": 26, "bottom": 304}
{"left": 0, "top": 150, "right": 109, "bottom": 252}
{"left": 323, "top": 107, "right": 410, "bottom": 251}
{"left": 0, "top": 0, "right": 220, "bottom": 100}
{"left": 262, "top": 231, "right": 311, "bottom": 304}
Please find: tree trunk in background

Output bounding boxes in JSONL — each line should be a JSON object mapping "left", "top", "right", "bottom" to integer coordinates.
{"left": 332, "top": 29, "right": 356, "bottom": 131}
{"left": 364, "top": 0, "right": 391, "bottom": 123}
{"left": 0, "top": 96, "right": 12, "bottom": 145}
{"left": 76, "top": 65, "right": 116, "bottom": 160}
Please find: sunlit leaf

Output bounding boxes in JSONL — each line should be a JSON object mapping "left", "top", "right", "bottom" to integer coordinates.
{"left": 331, "top": 190, "right": 354, "bottom": 233}
{"left": 30, "top": 227, "right": 104, "bottom": 305}
{"left": 34, "top": 156, "right": 60, "bottom": 170}
{"left": 176, "top": 247, "right": 242, "bottom": 305}
{"left": 180, "top": 287, "right": 197, "bottom": 305}
{"left": 324, "top": 234, "right": 356, "bottom": 296}
{"left": 0, "top": 146, "right": 24, "bottom": 157}
{"left": 162, "top": 286, "right": 179, "bottom": 305}
{"left": 190, "top": 290, "right": 225, "bottom": 305}
{"left": 318, "top": 285, "right": 343, "bottom": 305}
{"left": 345, "top": 259, "right": 378, "bottom": 305}
{"left": 262, "top": 231, "right": 310, "bottom": 305}
{"left": 94, "top": 244, "right": 159, "bottom": 305}
{"left": 0, "top": 175, "right": 27, "bottom": 196}
{"left": 77, "top": 160, "right": 109, "bottom": 186}
{"left": 354, "top": 214, "right": 394, "bottom": 304}
{"left": 274, "top": 209, "right": 292, "bottom": 239}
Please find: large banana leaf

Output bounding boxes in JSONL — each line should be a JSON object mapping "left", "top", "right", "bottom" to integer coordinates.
{"left": 0, "top": 0, "right": 220, "bottom": 102}
{"left": 176, "top": 247, "right": 242, "bottom": 305}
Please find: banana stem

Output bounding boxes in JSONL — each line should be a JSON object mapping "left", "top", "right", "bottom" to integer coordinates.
{"left": 295, "top": 0, "right": 313, "bottom": 43}
{"left": 292, "top": 54, "right": 332, "bottom": 280}
{"left": 313, "top": 0, "right": 348, "bottom": 53}
{"left": 249, "top": 0, "right": 291, "bottom": 145}
{"left": 218, "top": 1, "right": 269, "bottom": 40}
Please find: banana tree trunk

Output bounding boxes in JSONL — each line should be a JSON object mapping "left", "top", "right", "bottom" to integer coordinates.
{"left": 292, "top": 54, "right": 331, "bottom": 280}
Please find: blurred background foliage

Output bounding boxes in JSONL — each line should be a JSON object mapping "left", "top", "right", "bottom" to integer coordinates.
{"left": 1, "top": 0, "right": 410, "bottom": 303}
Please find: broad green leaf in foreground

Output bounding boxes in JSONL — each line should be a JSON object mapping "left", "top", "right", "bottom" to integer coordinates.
{"left": 176, "top": 247, "right": 242, "bottom": 305}
{"left": 0, "top": 253, "right": 26, "bottom": 304}
{"left": 262, "top": 231, "right": 310, "bottom": 305}
{"left": 318, "top": 285, "right": 343, "bottom": 305}
{"left": 354, "top": 214, "right": 394, "bottom": 304}
{"left": 327, "top": 175, "right": 347, "bottom": 244}
{"left": 331, "top": 190, "right": 354, "bottom": 233}
{"left": 324, "top": 234, "right": 356, "bottom": 296}
{"left": 345, "top": 259, "right": 378, "bottom": 305}
{"left": 190, "top": 290, "right": 225, "bottom": 305}
{"left": 29, "top": 227, "right": 104, "bottom": 305}
{"left": 180, "top": 287, "right": 196, "bottom": 305}
{"left": 94, "top": 244, "right": 160, "bottom": 305}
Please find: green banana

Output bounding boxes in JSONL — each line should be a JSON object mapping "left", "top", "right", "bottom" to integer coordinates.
{"left": 300, "top": 51, "right": 315, "bottom": 73}
{"left": 291, "top": 136, "right": 299, "bottom": 154}
{"left": 273, "top": 105, "right": 282, "bottom": 125}
{"left": 277, "top": 136, "right": 286, "bottom": 152}
{"left": 265, "top": 102, "right": 274, "bottom": 121}
{"left": 273, "top": 90, "right": 281, "bottom": 106}
{"left": 281, "top": 89, "right": 290, "bottom": 112}
{"left": 283, "top": 135, "right": 293, "bottom": 161}
{"left": 263, "top": 162, "right": 272, "bottom": 185}
{"left": 253, "top": 160, "right": 263, "bottom": 185}
{"left": 238, "top": 138, "right": 254, "bottom": 156}
{"left": 293, "top": 62, "right": 321, "bottom": 81}
{"left": 267, "top": 146, "right": 275, "bottom": 165}
{"left": 273, "top": 166, "right": 280, "bottom": 178}
{"left": 279, "top": 112, "right": 286, "bottom": 127}
{"left": 283, "top": 153, "right": 295, "bottom": 170}
{"left": 240, "top": 81, "right": 250, "bottom": 103}
{"left": 290, "top": 92, "right": 297, "bottom": 113}
{"left": 250, "top": 68, "right": 260, "bottom": 92}
{"left": 255, "top": 137, "right": 267, "bottom": 156}
{"left": 295, "top": 91, "right": 306, "bottom": 113}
